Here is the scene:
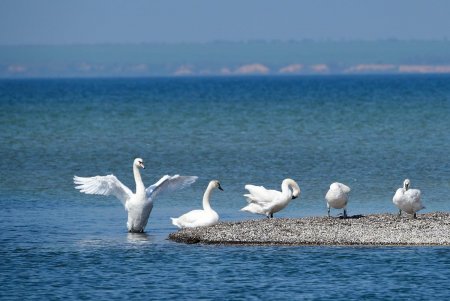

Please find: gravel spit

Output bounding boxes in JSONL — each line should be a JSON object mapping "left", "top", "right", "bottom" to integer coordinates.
{"left": 168, "top": 212, "right": 450, "bottom": 246}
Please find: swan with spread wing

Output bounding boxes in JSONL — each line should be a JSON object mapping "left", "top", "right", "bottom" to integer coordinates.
{"left": 74, "top": 158, "right": 197, "bottom": 232}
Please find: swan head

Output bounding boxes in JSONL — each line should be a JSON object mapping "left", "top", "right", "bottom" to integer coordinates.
{"left": 134, "top": 158, "right": 145, "bottom": 169}
{"left": 210, "top": 180, "right": 224, "bottom": 191}
{"left": 403, "top": 179, "right": 410, "bottom": 190}
{"left": 291, "top": 185, "right": 300, "bottom": 199}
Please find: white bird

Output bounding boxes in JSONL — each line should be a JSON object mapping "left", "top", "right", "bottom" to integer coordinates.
{"left": 325, "top": 182, "right": 351, "bottom": 218}
{"left": 171, "top": 180, "right": 223, "bottom": 228}
{"left": 393, "top": 179, "right": 425, "bottom": 218}
{"left": 74, "top": 158, "right": 197, "bottom": 233}
{"left": 241, "top": 178, "right": 300, "bottom": 218}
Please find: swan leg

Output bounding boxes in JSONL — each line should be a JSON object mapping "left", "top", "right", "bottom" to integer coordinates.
{"left": 343, "top": 209, "right": 347, "bottom": 218}
{"left": 327, "top": 205, "right": 330, "bottom": 217}
{"left": 413, "top": 212, "right": 417, "bottom": 219}
{"left": 270, "top": 213, "right": 273, "bottom": 218}
{"left": 398, "top": 209, "right": 402, "bottom": 217}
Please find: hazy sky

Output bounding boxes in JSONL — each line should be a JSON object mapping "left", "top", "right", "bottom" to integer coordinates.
{"left": 1, "top": 0, "right": 449, "bottom": 45}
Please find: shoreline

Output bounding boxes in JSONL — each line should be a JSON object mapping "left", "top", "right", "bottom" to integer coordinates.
{"left": 168, "top": 212, "right": 450, "bottom": 246}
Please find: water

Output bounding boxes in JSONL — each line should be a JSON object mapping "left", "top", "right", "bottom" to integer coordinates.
{"left": 1, "top": 75, "right": 450, "bottom": 300}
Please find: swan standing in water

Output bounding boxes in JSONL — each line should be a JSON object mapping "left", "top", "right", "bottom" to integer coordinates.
{"left": 393, "top": 179, "right": 424, "bottom": 218}
{"left": 325, "top": 182, "right": 351, "bottom": 218}
{"left": 171, "top": 180, "right": 223, "bottom": 228}
{"left": 241, "top": 178, "right": 300, "bottom": 218}
{"left": 74, "top": 158, "right": 197, "bottom": 233}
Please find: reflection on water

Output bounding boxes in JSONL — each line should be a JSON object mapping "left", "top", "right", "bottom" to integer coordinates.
{"left": 127, "top": 232, "right": 154, "bottom": 243}
{"left": 75, "top": 233, "right": 157, "bottom": 247}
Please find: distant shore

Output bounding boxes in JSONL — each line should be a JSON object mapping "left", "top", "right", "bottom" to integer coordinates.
{"left": 2, "top": 41, "right": 450, "bottom": 78}
{"left": 169, "top": 212, "right": 450, "bottom": 246}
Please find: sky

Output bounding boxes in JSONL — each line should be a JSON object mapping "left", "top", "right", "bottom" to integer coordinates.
{"left": 1, "top": 0, "right": 450, "bottom": 45}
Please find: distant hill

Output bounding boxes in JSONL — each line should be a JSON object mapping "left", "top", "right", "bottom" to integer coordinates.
{"left": 1, "top": 40, "right": 450, "bottom": 77}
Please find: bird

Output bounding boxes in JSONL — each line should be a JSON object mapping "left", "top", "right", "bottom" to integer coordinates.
{"left": 393, "top": 179, "right": 425, "bottom": 218}
{"left": 74, "top": 158, "right": 197, "bottom": 233}
{"left": 171, "top": 180, "right": 223, "bottom": 228}
{"left": 325, "top": 182, "right": 351, "bottom": 218}
{"left": 241, "top": 178, "right": 300, "bottom": 218}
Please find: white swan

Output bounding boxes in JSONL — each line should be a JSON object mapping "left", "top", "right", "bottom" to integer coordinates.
{"left": 171, "top": 180, "right": 223, "bottom": 228}
{"left": 325, "top": 182, "right": 350, "bottom": 218}
{"left": 241, "top": 178, "right": 300, "bottom": 218}
{"left": 74, "top": 158, "right": 197, "bottom": 232}
{"left": 393, "top": 179, "right": 425, "bottom": 218}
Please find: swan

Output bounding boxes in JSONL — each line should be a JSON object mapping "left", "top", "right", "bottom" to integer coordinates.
{"left": 74, "top": 158, "right": 197, "bottom": 232}
{"left": 171, "top": 180, "right": 223, "bottom": 228}
{"left": 325, "top": 182, "right": 350, "bottom": 218}
{"left": 241, "top": 178, "right": 300, "bottom": 218}
{"left": 393, "top": 179, "right": 425, "bottom": 218}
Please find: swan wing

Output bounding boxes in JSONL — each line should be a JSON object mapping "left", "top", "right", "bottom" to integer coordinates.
{"left": 146, "top": 175, "right": 198, "bottom": 200}
{"left": 73, "top": 175, "right": 133, "bottom": 206}
{"left": 177, "top": 209, "right": 204, "bottom": 224}
{"left": 171, "top": 209, "right": 218, "bottom": 228}
{"left": 393, "top": 188, "right": 424, "bottom": 213}
{"left": 244, "top": 185, "right": 281, "bottom": 204}
{"left": 392, "top": 188, "right": 404, "bottom": 205}
{"left": 404, "top": 189, "right": 424, "bottom": 210}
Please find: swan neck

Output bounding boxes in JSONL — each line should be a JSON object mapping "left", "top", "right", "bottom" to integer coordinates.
{"left": 133, "top": 164, "right": 145, "bottom": 194}
{"left": 281, "top": 180, "right": 293, "bottom": 197}
{"left": 282, "top": 179, "right": 300, "bottom": 198}
{"left": 202, "top": 184, "right": 214, "bottom": 211}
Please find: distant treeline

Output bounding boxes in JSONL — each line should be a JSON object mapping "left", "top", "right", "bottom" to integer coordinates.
{"left": 1, "top": 40, "right": 450, "bottom": 77}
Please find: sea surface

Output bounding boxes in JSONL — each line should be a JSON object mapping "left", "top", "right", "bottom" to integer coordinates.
{"left": 1, "top": 75, "right": 450, "bottom": 300}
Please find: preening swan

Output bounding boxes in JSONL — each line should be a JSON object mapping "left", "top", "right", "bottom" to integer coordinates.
{"left": 74, "top": 158, "right": 197, "bottom": 233}
{"left": 325, "top": 182, "right": 350, "bottom": 218}
{"left": 171, "top": 180, "right": 223, "bottom": 228}
{"left": 393, "top": 179, "right": 424, "bottom": 218}
{"left": 241, "top": 178, "right": 300, "bottom": 218}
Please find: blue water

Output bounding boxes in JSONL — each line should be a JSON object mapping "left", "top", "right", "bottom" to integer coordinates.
{"left": 1, "top": 76, "right": 450, "bottom": 300}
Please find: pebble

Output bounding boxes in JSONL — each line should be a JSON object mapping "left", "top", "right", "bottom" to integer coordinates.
{"left": 168, "top": 212, "right": 450, "bottom": 246}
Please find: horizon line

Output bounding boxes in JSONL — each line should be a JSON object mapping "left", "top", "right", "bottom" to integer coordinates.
{"left": 1, "top": 38, "right": 450, "bottom": 47}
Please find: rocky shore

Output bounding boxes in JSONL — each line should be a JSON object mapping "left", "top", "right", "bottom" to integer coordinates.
{"left": 168, "top": 212, "right": 450, "bottom": 246}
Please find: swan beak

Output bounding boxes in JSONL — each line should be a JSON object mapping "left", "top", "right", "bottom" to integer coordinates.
{"left": 218, "top": 185, "right": 224, "bottom": 191}
{"left": 141, "top": 164, "right": 145, "bottom": 169}
{"left": 292, "top": 195, "right": 297, "bottom": 199}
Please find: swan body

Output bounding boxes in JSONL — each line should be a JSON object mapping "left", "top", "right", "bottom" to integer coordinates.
{"left": 74, "top": 158, "right": 197, "bottom": 232}
{"left": 171, "top": 180, "right": 223, "bottom": 228}
{"left": 393, "top": 179, "right": 424, "bottom": 218}
{"left": 325, "top": 182, "right": 351, "bottom": 218}
{"left": 241, "top": 178, "right": 300, "bottom": 218}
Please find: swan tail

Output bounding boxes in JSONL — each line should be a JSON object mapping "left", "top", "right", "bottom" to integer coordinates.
{"left": 240, "top": 203, "right": 265, "bottom": 215}
{"left": 340, "top": 183, "right": 351, "bottom": 194}
{"left": 240, "top": 205, "right": 252, "bottom": 212}
{"left": 243, "top": 193, "right": 258, "bottom": 203}
{"left": 171, "top": 217, "right": 182, "bottom": 228}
